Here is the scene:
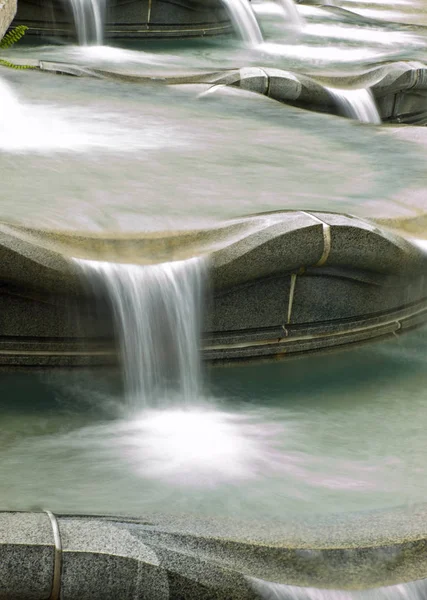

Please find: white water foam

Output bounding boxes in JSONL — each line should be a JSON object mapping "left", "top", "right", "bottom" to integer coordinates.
{"left": 75, "top": 257, "right": 206, "bottom": 406}
{"left": 251, "top": 577, "right": 427, "bottom": 599}
{"left": 222, "top": 0, "right": 264, "bottom": 45}
{"left": 326, "top": 87, "right": 381, "bottom": 124}
{"left": 67, "top": 0, "right": 106, "bottom": 45}
{"left": 0, "top": 76, "right": 184, "bottom": 153}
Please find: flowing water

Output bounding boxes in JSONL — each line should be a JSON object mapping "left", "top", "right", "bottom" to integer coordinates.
{"left": 276, "top": 0, "right": 305, "bottom": 28}
{"left": 325, "top": 87, "right": 381, "bottom": 123}
{"left": 222, "top": 0, "right": 264, "bottom": 45}
{"left": 75, "top": 257, "right": 206, "bottom": 405}
{"left": 1, "top": 0, "right": 427, "bottom": 594}
{"left": 68, "top": 0, "right": 105, "bottom": 45}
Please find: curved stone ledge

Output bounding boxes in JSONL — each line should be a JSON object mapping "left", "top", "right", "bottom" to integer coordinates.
{"left": 11, "top": 0, "right": 232, "bottom": 41}
{"left": 2, "top": 508, "right": 427, "bottom": 597}
{"left": 194, "top": 62, "right": 427, "bottom": 124}
{"left": 16, "top": 59, "right": 427, "bottom": 125}
{"left": 0, "top": 211, "right": 425, "bottom": 366}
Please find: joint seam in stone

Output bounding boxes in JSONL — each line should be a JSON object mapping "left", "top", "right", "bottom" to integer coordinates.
{"left": 301, "top": 211, "right": 331, "bottom": 266}
{"left": 45, "top": 510, "right": 62, "bottom": 600}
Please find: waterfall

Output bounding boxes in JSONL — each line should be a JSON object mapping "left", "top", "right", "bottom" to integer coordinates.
{"left": 222, "top": 0, "right": 264, "bottom": 46}
{"left": 75, "top": 257, "right": 206, "bottom": 407}
{"left": 67, "top": 0, "right": 106, "bottom": 45}
{"left": 276, "top": 0, "right": 305, "bottom": 28}
{"left": 326, "top": 87, "right": 381, "bottom": 124}
{"left": 251, "top": 577, "right": 427, "bottom": 599}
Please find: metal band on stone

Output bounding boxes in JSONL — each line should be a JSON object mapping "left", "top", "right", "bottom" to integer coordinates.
{"left": 301, "top": 211, "right": 331, "bottom": 266}
{"left": 287, "top": 273, "right": 297, "bottom": 324}
{"left": 45, "top": 510, "right": 62, "bottom": 600}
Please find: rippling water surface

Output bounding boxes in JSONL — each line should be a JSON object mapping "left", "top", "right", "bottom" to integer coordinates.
{"left": 1, "top": 329, "right": 427, "bottom": 518}
{"left": 1, "top": 0, "right": 427, "bottom": 232}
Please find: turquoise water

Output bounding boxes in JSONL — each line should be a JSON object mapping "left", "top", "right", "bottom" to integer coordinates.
{"left": 0, "top": 329, "right": 427, "bottom": 519}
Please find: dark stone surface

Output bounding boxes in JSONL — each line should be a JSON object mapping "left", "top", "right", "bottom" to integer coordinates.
{"left": 0, "top": 211, "right": 426, "bottom": 365}
{"left": 208, "top": 275, "right": 291, "bottom": 332}
{"left": 12, "top": 0, "right": 232, "bottom": 41}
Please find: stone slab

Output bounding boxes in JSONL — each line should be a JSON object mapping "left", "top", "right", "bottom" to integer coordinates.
{"left": 0, "top": 0, "right": 16, "bottom": 41}
{"left": 58, "top": 517, "right": 169, "bottom": 600}
{"left": 0, "top": 511, "right": 54, "bottom": 600}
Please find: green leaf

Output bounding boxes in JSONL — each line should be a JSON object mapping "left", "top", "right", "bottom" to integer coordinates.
{"left": 0, "top": 25, "right": 28, "bottom": 50}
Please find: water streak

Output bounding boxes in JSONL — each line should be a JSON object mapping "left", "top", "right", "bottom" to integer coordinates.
{"left": 251, "top": 577, "right": 427, "bottom": 599}
{"left": 68, "top": 0, "right": 106, "bottom": 45}
{"left": 222, "top": 0, "right": 264, "bottom": 45}
{"left": 276, "top": 0, "right": 305, "bottom": 28}
{"left": 75, "top": 257, "right": 206, "bottom": 406}
{"left": 326, "top": 87, "right": 381, "bottom": 124}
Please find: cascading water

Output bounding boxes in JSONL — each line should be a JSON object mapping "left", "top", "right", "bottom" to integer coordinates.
{"left": 251, "top": 578, "right": 427, "bottom": 600}
{"left": 67, "top": 0, "right": 106, "bottom": 45}
{"left": 75, "top": 257, "right": 206, "bottom": 406}
{"left": 222, "top": 0, "right": 264, "bottom": 45}
{"left": 276, "top": 0, "right": 305, "bottom": 28}
{"left": 326, "top": 87, "right": 381, "bottom": 124}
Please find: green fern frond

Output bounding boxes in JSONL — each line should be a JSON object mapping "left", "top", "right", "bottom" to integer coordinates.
{"left": 0, "top": 25, "right": 28, "bottom": 50}
{"left": 0, "top": 58, "right": 36, "bottom": 70}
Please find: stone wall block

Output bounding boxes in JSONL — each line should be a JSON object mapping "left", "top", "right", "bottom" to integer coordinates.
{"left": 0, "top": 0, "right": 16, "bottom": 40}
{"left": 0, "top": 512, "right": 55, "bottom": 600}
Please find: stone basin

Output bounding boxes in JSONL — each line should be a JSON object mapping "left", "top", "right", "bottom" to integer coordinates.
{"left": 2, "top": 506, "right": 427, "bottom": 598}
{"left": 0, "top": 210, "right": 426, "bottom": 368}
{"left": 11, "top": 0, "right": 232, "bottom": 42}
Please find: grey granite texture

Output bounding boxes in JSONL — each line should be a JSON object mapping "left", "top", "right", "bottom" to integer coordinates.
{"left": 12, "top": 0, "right": 232, "bottom": 41}
{"left": 0, "top": 0, "right": 15, "bottom": 40}
{"left": 0, "top": 512, "right": 55, "bottom": 599}
{"left": 58, "top": 517, "right": 169, "bottom": 600}
{"left": 207, "top": 275, "right": 292, "bottom": 332}
{"left": 0, "top": 211, "right": 426, "bottom": 365}
{"left": 57, "top": 508, "right": 427, "bottom": 591}
{"left": 3, "top": 510, "right": 427, "bottom": 596}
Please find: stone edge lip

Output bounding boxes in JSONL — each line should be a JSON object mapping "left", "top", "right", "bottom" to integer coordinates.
{"left": 5, "top": 57, "right": 426, "bottom": 98}
{"left": 2, "top": 508, "right": 427, "bottom": 593}
{"left": 0, "top": 210, "right": 425, "bottom": 295}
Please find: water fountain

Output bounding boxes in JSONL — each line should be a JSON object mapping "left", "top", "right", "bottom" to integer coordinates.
{"left": 325, "top": 87, "right": 381, "bottom": 124}
{"left": 67, "top": 0, "right": 105, "bottom": 45}
{"left": 222, "top": 0, "right": 264, "bottom": 45}
{"left": 75, "top": 257, "right": 206, "bottom": 404}
{"left": 2, "top": 0, "right": 427, "bottom": 597}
